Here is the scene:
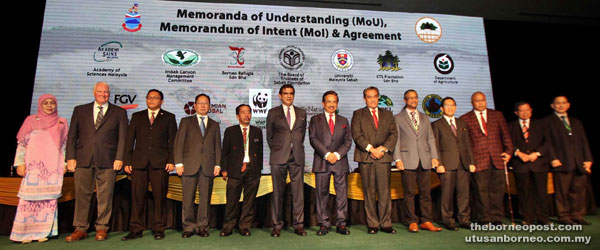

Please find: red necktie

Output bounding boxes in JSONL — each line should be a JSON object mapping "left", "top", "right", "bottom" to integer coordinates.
{"left": 480, "top": 111, "right": 487, "bottom": 136}
{"left": 328, "top": 113, "right": 334, "bottom": 135}
{"left": 150, "top": 112, "right": 155, "bottom": 125}
{"left": 372, "top": 109, "right": 378, "bottom": 129}
{"left": 242, "top": 127, "right": 247, "bottom": 173}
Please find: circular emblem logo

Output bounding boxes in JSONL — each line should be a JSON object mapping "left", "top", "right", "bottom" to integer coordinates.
{"left": 279, "top": 46, "right": 305, "bottom": 70}
{"left": 162, "top": 49, "right": 200, "bottom": 67}
{"left": 331, "top": 49, "right": 354, "bottom": 72}
{"left": 434, "top": 53, "right": 454, "bottom": 74}
{"left": 415, "top": 17, "right": 442, "bottom": 43}
{"left": 422, "top": 94, "right": 443, "bottom": 118}
{"left": 378, "top": 95, "right": 394, "bottom": 107}
{"left": 184, "top": 101, "right": 196, "bottom": 115}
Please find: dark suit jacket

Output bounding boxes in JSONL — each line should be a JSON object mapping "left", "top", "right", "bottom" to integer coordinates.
{"left": 66, "top": 102, "right": 128, "bottom": 168}
{"left": 432, "top": 117, "right": 475, "bottom": 171}
{"left": 508, "top": 119, "right": 551, "bottom": 173}
{"left": 351, "top": 107, "right": 398, "bottom": 163}
{"left": 221, "top": 125, "right": 263, "bottom": 179}
{"left": 174, "top": 115, "right": 221, "bottom": 177}
{"left": 393, "top": 109, "right": 438, "bottom": 170}
{"left": 460, "top": 109, "right": 513, "bottom": 171}
{"left": 266, "top": 105, "right": 307, "bottom": 166}
{"left": 124, "top": 109, "right": 177, "bottom": 169}
{"left": 309, "top": 113, "right": 352, "bottom": 173}
{"left": 544, "top": 114, "right": 593, "bottom": 173}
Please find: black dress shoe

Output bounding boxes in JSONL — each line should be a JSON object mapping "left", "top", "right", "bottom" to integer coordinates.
{"left": 294, "top": 227, "right": 307, "bottom": 236}
{"left": 271, "top": 229, "right": 280, "bottom": 237}
{"left": 219, "top": 230, "right": 232, "bottom": 237}
{"left": 459, "top": 223, "right": 472, "bottom": 230}
{"left": 121, "top": 231, "right": 143, "bottom": 241}
{"left": 446, "top": 223, "right": 458, "bottom": 231}
{"left": 380, "top": 227, "right": 396, "bottom": 234}
{"left": 198, "top": 229, "right": 209, "bottom": 237}
{"left": 336, "top": 226, "right": 350, "bottom": 235}
{"left": 316, "top": 226, "right": 328, "bottom": 236}
{"left": 240, "top": 229, "right": 251, "bottom": 236}
{"left": 573, "top": 219, "right": 591, "bottom": 225}
{"left": 492, "top": 221, "right": 504, "bottom": 226}
{"left": 153, "top": 231, "right": 165, "bottom": 240}
{"left": 182, "top": 231, "right": 194, "bottom": 238}
{"left": 558, "top": 219, "right": 575, "bottom": 225}
{"left": 367, "top": 227, "right": 378, "bottom": 234}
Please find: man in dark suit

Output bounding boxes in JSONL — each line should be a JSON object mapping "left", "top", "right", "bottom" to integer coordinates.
{"left": 509, "top": 101, "right": 552, "bottom": 226}
{"left": 545, "top": 96, "right": 593, "bottom": 225}
{"left": 460, "top": 92, "right": 513, "bottom": 225}
{"left": 174, "top": 93, "right": 222, "bottom": 238}
{"left": 266, "top": 84, "right": 307, "bottom": 237}
{"left": 121, "top": 89, "right": 177, "bottom": 240}
{"left": 65, "top": 81, "right": 129, "bottom": 242}
{"left": 309, "top": 91, "right": 352, "bottom": 236}
{"left": 432, "top": 97, "right": 476, "bottom": 231}
{"left": 351, "top": 86, "right": 398, "bottom": 234}
{"left": 220, "top": 104, "right": 263, "bottom": 237}
{"left": 394, "top": 90, "right": 442, "bottom": 233}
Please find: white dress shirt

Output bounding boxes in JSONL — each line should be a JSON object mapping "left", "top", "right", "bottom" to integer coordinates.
{"left": 323, "top": 111, "right": 341, "bottom": 161}
{"left": 474, "top": 109, "right": 488, "bottom": 135}
{"left": 283, "top": 104, "right": 296, "bottom": 130}
{"left": 93, "top": 101, "right": 108, "bottom": 123}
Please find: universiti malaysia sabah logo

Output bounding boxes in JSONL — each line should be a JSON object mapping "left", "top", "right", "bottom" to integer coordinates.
{"left": 122, "top": 3, "right": 142, "bottom": 32}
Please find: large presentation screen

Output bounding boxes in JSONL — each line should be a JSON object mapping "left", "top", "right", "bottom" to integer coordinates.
{"left": 32, "top": 0, "right": 493, "bottom": 173}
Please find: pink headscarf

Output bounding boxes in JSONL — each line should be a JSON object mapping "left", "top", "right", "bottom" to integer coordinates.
{"left": 16, "top": 94, "right": 68, "bottom": 149}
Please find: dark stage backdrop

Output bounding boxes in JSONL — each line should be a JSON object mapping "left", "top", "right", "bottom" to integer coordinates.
{"left": 5, "top": 1, "right": 597, "bottom": 204}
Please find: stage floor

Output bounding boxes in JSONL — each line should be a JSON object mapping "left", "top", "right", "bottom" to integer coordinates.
{"left": 2, "top": 215, "right": 599, "bottom": 250}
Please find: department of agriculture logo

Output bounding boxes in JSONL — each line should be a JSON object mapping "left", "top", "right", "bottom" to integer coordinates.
{"left": 163, "top": 49, "right": 200, "bottom": 67}
{"left": 279, "top": 46, "right": 305, "bottom": 70}
{"left": 377, "top": 50, "right": 402, "bottom": 71}
{"left": 422, "top": 94, "right": 443, "bottom": 118}
{"left": 122, "top": 3, "right": 142, "bottom": 32}
{"left": 331, "top": 49, "right": 354, "bottom": 72}
{"left": 415, "top": 17, "right": 442, "bottom": 43}
{"left": 378, "top": 95, "right": 394, "bottom": 107}
{"left": 434, "top": 53, "right": 454, "bottom": 74}
{"left": 93, "top": 41, "right": 122, "bottom": 62}
{"left": 228, "top": 46, "right": 245, "bottom": 68}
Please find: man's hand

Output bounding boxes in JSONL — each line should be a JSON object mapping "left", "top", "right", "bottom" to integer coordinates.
{"left": 326, "top": 153, "right": 338, "bottom": 165}
{"left": 165, "top": 164, "right": 175, "bottom": 172}
{"left": 528, "top": 153, "right": 539, "bottom": 163}
{"left": 395, "top": 160, "right": 405, "bottom": 171}
{"left": 583, "top": 161, "right": 593, "bottom": 174}
{"left": 113, "top": 160, "right": 123, "bottom": 171}
{"left": 222, "top": 171, "right": 228, "bottom": 181}
{"left": 176, "top": 166, "right": 184, "bottom": 176}
{"left": 67, "top": 159, "right": 77, "bottom": 172}
{"left": 551, "top": 160, "right": 562, "bottom": 168}
{"left": 16, "top": 164, "right": 26, "bottom": 177}
{"left": 469, "top": 165, "right": 476, "bottom": 173}
{"left": 432, "top": 159, "right": 440, "bottom": 168}
{"left": 436, "top": 165, "right": 446, "bottom": 174}
{"left": 369, "top": 147, "right": 384, "bottom": 159}
{"left": 124, "top": 166, "right": 132, "bottom": 174}
{"left": 213, "top": 167, "right": 221, "bottom": 177}
{"left": 501, "top": 152, "right": 511, "bottom": 163}
{"left": 516, "top": 151, "right": 530, "bottom": 162}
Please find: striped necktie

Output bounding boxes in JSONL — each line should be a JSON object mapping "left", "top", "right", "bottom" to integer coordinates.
{"left": 95, "top": 106, "right": 104, "bottom": 130}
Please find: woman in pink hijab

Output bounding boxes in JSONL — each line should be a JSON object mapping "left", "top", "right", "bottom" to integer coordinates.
{"left": 10, "top": 94, "right": 68, "bottom": 243}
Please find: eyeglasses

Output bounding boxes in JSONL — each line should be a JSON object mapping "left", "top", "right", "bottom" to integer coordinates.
{"left": 146, "top": 96, "right": 162, "bottom": 100}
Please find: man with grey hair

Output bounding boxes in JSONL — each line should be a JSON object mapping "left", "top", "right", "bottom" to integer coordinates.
{"left": 65, "top": 82, "right": 128, "bottom": 242}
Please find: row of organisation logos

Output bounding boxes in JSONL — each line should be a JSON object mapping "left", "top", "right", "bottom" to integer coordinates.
{"left": 84, "top": 4, "right": 459, "bottom": 122}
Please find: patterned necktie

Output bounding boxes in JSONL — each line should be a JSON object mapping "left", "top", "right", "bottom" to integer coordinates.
{"left": 449, "top": 118, "right": 457, "bottom": 137}
{"left": 242, "top": 127, "right": 247, "bottom": 173}
{"left": 480, "top": 111, "right": 487, "bottom": 136}
{"left": 410, "top": 111, "right": 419, "bottom": 134}
{"left": 372, "top": 109, "right": 378, "bottom": 129}
{"left": 286, "top": 107, "right": 292, "bottom": 130}
{"left": 329, "top": 113, "right": 335, "bottom": 135}
{"left": 522, "top": 120, "right": 529, "bottom": 143}
{"left": 560, "top": 116, "right": 572, "bottom": 135}
{"left": 150, "top": 112, "right": 156, "bottom": 125}
{"left": 95, "top": 106, "right": 104, "bottom": 130}
{"left": 199, "top": 116, "right": 206, "bottom": 136}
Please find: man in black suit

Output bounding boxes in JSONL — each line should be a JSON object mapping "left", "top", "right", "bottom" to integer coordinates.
{"left": 351, "top": 86, "right": 398, "bottom": 234}
{"left": 266, "top": 84, "right": 307, "bottom": 237}
{"left": 432, "top": 97, "right": 476, "bottom": 231}
{"left": 220, "top": 104, "right": 263, "bottom": 237}
{"left": 509, "top": 101, "right": 552, "bottom": 225}
{"left": 174, "top": 93, "right": 222, "bottom": 237}
{"left": 65, "top": 81, "right": 128, "bottom": 242}
{"left": 121, "top": 89, "right": 177, "bottom": 240}
{"left": 309, "top": 91, "right": 352, "bottom": 236}
{"left": 545, "top": 96, "right": 593, "bottom": 225}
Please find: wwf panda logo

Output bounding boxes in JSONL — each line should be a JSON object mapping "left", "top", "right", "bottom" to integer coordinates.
{"left": 253, "top": 92, "right": 268, "bottom": 108}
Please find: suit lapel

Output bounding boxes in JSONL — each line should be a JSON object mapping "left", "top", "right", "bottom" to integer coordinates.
{"left": 401, "top": 110, "right": 418, "bottom": 135}
{"left": 96, "top": 104, "right": 114, "bottom": 130}
{"left": 441, "top": 117, "right": 457, "bottom": 138}
{"left": 365, "top": 107, "right": 377, "bottom": 131}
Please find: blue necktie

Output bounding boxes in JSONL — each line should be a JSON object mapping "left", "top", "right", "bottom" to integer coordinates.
{"left": 200, "top": 116, "right": 206, "bottom": 136}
